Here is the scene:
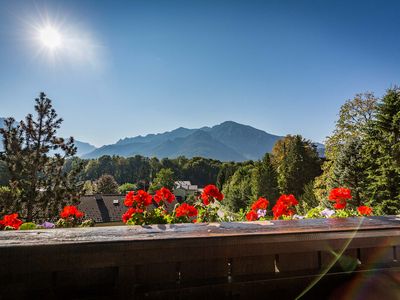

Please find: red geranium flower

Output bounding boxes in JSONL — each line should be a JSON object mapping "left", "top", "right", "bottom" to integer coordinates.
{"left": 124, "top": 190, "right": 153, "bottom": 208}
{"left": 272, "top": 194, "right": 298, "bottom": 219}
{"left": 60, "top": 205, "right": 85, "bottom": 219}
{"left": 124, "top": 191, "right": 135, "bottom": 207}
{"left": 201, "top": 184, "right": 224, "bottom": 205}
{"left": 277, "top": 194, "right": 299, "bottom": 207}
{"left": 358, "top": 205, "right": 373, "bottom": 216}
{"left": 0, "top": 213, "right": 23, "bottom": 230}
{"left": 246, "top": 210, "right": 258, "bottom": 221}
{"left": 251, "top": 197, "right": 269, "bottom": 211}
{"left": 122, "top": 207, "right": 144, "bottom": 223}
{"left": 175, "top": 203, "right": 198, "bottom": 218}
{"left": 154, "top": 187, "right": 175, "bottom": 204}
{"left": 329, "top": 187, "right": 352, "bottom": 210}
{"left": 329, "top": 187, "right": 352, "bottom": 201}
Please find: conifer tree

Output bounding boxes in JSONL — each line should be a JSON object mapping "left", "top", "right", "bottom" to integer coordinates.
{"left": 0, "top": 93, "right": 82, "bottom": 221}
{"left": 364, "top": 88, "right": 400, "bottom": 214}
{"left": 251, "top": 153, "right": 279, "bottom": 205}
{"left": 332, "top": 138, "right": 367, "bottom": 206}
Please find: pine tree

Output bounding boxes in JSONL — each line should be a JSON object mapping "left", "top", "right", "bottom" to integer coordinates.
{"left": 251, "top": 153, "right": 279, "bottom": 205}
{"left": 222, "top": 165, "right": 254, "bottom": 212}
{"left": 0, "top": 93, "right": 82, "bottom": 221}
{"left": 365, "top": 88, "right": 400, "bottom": 214}
{"left": 332, "top": 138, "right": 367, "bottom": 206}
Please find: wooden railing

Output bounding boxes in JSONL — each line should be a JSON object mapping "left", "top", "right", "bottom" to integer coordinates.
{"left": 1, "top": 216, "right": 399, "bottom": 299}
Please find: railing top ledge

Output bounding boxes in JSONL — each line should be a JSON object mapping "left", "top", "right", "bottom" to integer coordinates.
{"left": 0, "top": 216, "right": 399, "bottom": 248}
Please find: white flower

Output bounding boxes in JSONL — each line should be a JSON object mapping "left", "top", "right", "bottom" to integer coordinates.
{"left": 321, "top": 208, "right": 335, "bottom": 218}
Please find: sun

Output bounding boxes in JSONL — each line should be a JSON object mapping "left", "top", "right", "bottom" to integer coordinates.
{"left": 39, "top": 26, "right": 63, "bottom": 50}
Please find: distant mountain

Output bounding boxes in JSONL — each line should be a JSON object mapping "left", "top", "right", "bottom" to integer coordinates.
{"left": 1, "top": 118, "right": 324, "bottom": 161}
{"left": 84, "top": 121, "right": 324, "bottom": 161}
{"left": 203, "top": 121, "right": 283, "bottom": 160}
{"left": 74, "top": 141, "right": 97, "bottom": 157}
{"left": 0, "top": 117, "right": 96, "bottom": 156}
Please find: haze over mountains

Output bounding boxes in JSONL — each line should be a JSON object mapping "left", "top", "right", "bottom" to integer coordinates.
{"left": 83, "top": 121, "right": 325, "bottom": 161}
{"left": 1, "top": 119, "right": 324, "bottom": 161}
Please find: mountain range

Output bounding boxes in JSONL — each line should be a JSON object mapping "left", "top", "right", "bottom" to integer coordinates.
{"left": 83, "top": 121, "right": 325, "bottom": 161}
{"left": 1, "top": 119, "right": 324, "bottom": 161}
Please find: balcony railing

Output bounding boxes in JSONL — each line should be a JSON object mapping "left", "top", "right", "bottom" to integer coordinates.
{"left": 1, "top": 216, "right": 399, "bottom": 299}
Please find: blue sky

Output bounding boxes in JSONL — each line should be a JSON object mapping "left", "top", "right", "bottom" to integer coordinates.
{"left": 0, "top": 0, "right": 399, "bottom": 146}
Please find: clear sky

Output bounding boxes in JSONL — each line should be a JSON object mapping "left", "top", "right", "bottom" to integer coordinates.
{"left": 0, "top": 0, "right": 399, "bottom": 146}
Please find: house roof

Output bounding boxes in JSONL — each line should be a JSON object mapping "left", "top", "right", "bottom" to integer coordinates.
{"left": 78, "top": 195, "right": 127, "bottom": 223}
{"left": 78, "top": 194, "right": 180, "bottom": 223}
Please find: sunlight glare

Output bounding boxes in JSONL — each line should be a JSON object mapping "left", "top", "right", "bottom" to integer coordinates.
{"left": 39, "top": 26, "right": 62, "bottom": 50}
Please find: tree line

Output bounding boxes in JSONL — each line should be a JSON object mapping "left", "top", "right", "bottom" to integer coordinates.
{"left": 1, "top": 87, "right": 399, "bottom": 221}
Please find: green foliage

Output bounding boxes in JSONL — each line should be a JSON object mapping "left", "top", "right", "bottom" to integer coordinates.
{"left": 95, "top": 174, "right": 119, "bottom": 194}
{"left": 80, "top": 219, "right": 95, "bottom": 227}
{"left": 0, "top": 93, "right": 83, "bottom": 221}
{"left": 363, "top": 88, "right": 400, "bottom": 214}
{"left": 0, "top": 160, "right": 10, "bottom": 186}
{"left": 298, "top": 181, "right": 319, "bottom": 215}
{"left": 82, "top": 180, "right": 95, "bottom": 195}
{"left": 222, "top": 165, "right": 254, "bottom": 212}
{"left": 149, "top": 168, "right": 175, "bottom": 193}
{"left": 334, "top": 209, "right": 357, "bottom": 218}
{"left": 314, "top": 93, "right": 377, "bottom": 200}
{"left": 272, "top": 135, "right": 322, "bottom": 198}
{"left": 0, "top": 185, "right": 21, "bottom": 215}
{"left": 251, "top": 153, "right": 279, "bottom": 205}
{"left": 305, "top": 206, "right": 325, "bottom": 219}
{"left": 118, "top": 183, "right": 136, "bottom": 194}
{"left": 19, "top": 222, "right": 38, "bottom": 230}
{"left": 332, "top": 138, "right": 367, "bottom": 206}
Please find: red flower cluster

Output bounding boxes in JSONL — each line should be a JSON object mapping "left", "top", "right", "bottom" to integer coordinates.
{"left": 329, "top": 187, "right": 352, "bottom": 209}
{"left": 154, "top": 187, "right": 175, "bottom": 204}
{"left": 246, "top": 197, "right": 269, "bottom": 221}
{"left": 272, "top": 194, "right": 298, "bottom": 220}
{"left": 175, "top": 203, "right": 198, "bottom": 218}
{"left": 60, "top": 206, "right": 85, "bottom": 219}
{"left": 201, "top": 184, "right": 224, "bottom": 205}
{"left": 124, "top": 190, "right": 153, "bottom": 208}
{"left": 0, "top": 213, "right": 23, "bottom": 230}
{"left": 246, "top": 210, "right": 258, "bottom": 221}
{"left": 122, "top": 207, "right": 144, "bottom": 223}
{"left": 357, "top": 205, "right": 373, "bottom": 216}
{"left": 251, "top": 197, "right": 269, "bottom": 211}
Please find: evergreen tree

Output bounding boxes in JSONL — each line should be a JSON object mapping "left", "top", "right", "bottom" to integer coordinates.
{"left": 251, "top": 153, "right": 279, "bottom": 205}
{"left": 298, "top": 180, "right": 319, "bottom": 214}
{"left": 95, "top": 174, "right": 119, "bottom": 194}
{"left": 364, "top": 88, "right": 400, "bottom": 214}
{"left": 332, "top": 138, "right": 367, "bottom": 206}
{"left": 222, "top": 165, "right": 254, "bottom": 212}
{"left": 272, "top": 135, "right": 321, "bottom": 198}
{"left": 0, "top": 93, "right": 82, "bottom": 221}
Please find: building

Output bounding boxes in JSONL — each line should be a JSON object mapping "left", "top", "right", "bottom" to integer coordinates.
{"left": 78, "top": 194, "right": 126, "bottom": 224}
{"left": 173, "top": 181, "right": 200, "bottom": 202}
